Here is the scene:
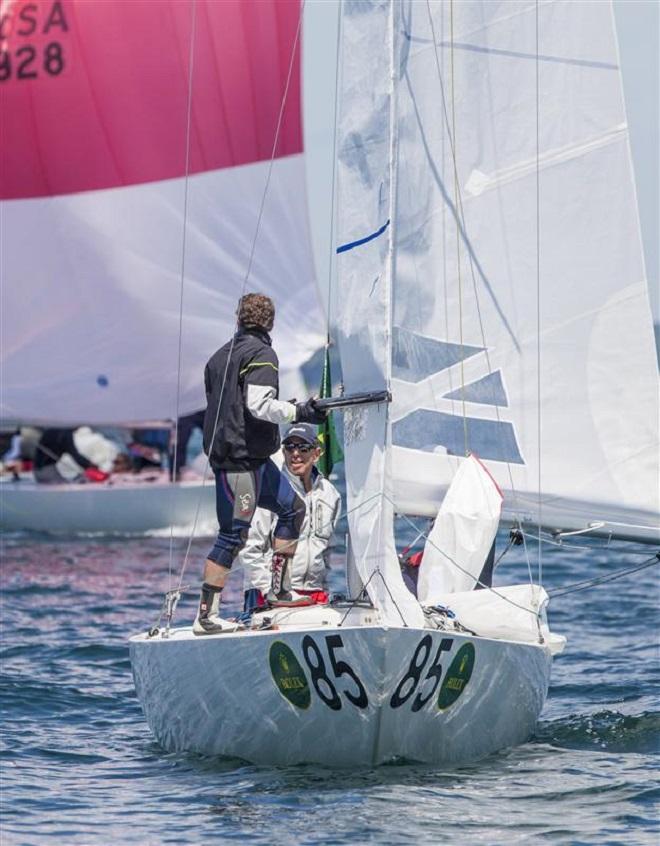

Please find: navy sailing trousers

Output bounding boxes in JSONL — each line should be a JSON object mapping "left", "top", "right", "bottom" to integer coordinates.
{"left": 207, "top": 458, "right": 304, "bottom": 568}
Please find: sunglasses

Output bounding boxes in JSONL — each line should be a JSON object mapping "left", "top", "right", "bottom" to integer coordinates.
{"left": 283, "top": 442, "right": 315, "bottom": 454}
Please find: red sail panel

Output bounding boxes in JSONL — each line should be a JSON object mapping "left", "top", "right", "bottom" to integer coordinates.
{"left": 0, "top": 0, "right": 303, "bottom": 199}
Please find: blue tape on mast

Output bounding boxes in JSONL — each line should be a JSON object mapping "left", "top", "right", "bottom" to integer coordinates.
{"left": 336, "top": 219, "right": 390, "bottom": 254}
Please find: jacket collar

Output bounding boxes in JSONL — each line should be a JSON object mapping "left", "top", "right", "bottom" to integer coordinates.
{"left": 237, "top": 326, "right": 272, "bottom": 346}
{"left": 282, "top": 462, "right": 321, "bottom": 494}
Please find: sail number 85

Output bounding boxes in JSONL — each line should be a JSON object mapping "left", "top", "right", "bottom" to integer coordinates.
{"left": 302, "top": 634, "right": 369, "bottom": 711}
{"left": 390, "top": 635, "right": 454, "bottom": 711}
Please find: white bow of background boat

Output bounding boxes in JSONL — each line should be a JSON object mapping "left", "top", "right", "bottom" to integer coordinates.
{"left": 0, "top": 469, "right": 217, "bottom": 536}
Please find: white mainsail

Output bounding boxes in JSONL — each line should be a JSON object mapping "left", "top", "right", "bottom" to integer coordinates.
{"left": 334, "top": 0, "right": 658, "bottom": 620}
{"left": 385, "top": 0, "right": 658, "bottom": 541}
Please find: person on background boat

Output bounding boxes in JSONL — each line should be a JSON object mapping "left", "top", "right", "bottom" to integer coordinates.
{"left": 194, "top": 292, "right": 328, "bottom": 635}
{"left": 128, "top": 426, "right": 170, "bottom": 472}
{"left": 33, "top": 427, "right": 111, "bottom": 484}
{"left": 0, "top": 425, "right": 43, "bottom": 479}
{"left": 17, "top": 426, "right": 41, "bottom": 466}
{"left": 0, "top": 428, "right": 22, "bottom": 479}
{"left": 168, "top": 409, "right": 205, "bottom": 480}
{"left": 240, "top": 422, "right": 341, "bottom": 614}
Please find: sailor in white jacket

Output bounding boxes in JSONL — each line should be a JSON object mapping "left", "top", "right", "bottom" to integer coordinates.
{"left": 240, "top": 423, "right": 342, "bottom": 610}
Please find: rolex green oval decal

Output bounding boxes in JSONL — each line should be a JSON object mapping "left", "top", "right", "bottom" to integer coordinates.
{"left": 437, "top": 642, "right": 475, "bottom": 710}
{"left": 269, "top": 641, "right": 311, "bottom": 710}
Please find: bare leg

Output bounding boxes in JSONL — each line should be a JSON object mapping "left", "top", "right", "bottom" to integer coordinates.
{"left": 202, "top": 559, "right": 231, "bottom": 588}
{"left": 272, "top": 537, "right": 297, "bottom": 557}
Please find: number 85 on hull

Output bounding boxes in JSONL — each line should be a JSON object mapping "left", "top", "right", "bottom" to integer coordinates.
{"left": 130, "top": 625, "right": 552, "bottom": 767}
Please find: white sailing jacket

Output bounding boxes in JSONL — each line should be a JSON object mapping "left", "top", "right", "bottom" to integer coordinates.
{"left": 240, "top": 462, "right": 341, "bottom": 593}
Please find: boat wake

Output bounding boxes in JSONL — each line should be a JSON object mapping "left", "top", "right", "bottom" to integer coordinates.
{"left": 535, "top": 709, "right": 660, "bottom": 753}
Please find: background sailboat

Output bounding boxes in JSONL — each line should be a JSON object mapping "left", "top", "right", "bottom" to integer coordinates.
{"left": 0, "top": 0, "right": 326, "bottom": 533}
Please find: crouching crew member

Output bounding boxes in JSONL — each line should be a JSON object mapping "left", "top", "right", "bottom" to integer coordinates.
{"left": 240, "top": 423, "right": 342, "bottom": 613}
{"left": 194, "top": 293, "right": 328, "bottom": 635}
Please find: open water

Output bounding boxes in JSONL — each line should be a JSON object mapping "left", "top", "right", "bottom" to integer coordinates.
{"left": 1, "top": 526, "right": 658, "bottom": 845}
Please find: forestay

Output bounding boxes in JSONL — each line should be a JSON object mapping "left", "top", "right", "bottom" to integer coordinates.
{"left": 387, "top": 0, "right": 658, "bottom": 541}
{"left": 0, "top": 0, "right": 324, "bottom": 425}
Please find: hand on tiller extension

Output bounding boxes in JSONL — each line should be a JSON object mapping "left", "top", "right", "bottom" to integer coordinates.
{"left": 295, "top": 397, "right": 328, "bottom": 425}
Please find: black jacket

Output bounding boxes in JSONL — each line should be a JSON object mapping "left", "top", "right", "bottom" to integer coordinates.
{"left": 203, "top": 328, "right": 281, "bottom": 471}
{"left": 34, "top": 429, "right": 96, "bottom": 471}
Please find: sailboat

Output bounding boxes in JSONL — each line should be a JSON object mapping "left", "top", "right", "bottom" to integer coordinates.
{"left": 0, "top": 0, "right": 325, "bottom": 534}
{"left": 130, "top": 0, "right": 658, "bottom": 766}
{"left": 1, "top": 454, "right": 219, "bottom": 535}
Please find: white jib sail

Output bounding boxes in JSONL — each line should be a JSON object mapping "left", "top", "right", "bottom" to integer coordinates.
{"left": 417, "top": 453, "right": 503, "bottom": 602}
{"left": 335, "top": 0, "right": 423, "bottom": 628}
{"left": 388, "top": 0, "right": 658, "bottom": 541}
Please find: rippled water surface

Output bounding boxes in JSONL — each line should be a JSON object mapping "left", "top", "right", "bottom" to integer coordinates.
{"left": 1, "top": 529, "right": 658, "bottom": 845}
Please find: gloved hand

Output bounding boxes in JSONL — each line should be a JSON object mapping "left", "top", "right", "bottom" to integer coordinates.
{"left": 295, "top": 397, "right": 328, "bottom": 425}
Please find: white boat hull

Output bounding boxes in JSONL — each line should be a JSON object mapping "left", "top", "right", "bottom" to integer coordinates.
{"left": 0, "top": 476, "right": 216, "bottom": 535}
{"left": 130, "top": 609, "right": 552, "bottom": 767}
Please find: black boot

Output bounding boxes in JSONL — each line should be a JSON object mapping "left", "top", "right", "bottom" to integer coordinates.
{"left": 193, "top": 583, "right": 241, "bottom": 635}
{"left": 266, "top": 554, "right": 313, "bottom": 607}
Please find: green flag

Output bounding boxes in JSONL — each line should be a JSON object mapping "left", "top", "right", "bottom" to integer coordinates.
{"left": 317, "top": 345, "right": 343, "bottom": 477}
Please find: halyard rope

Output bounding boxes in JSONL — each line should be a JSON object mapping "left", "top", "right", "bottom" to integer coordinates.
{"left": 448, "top": 0, "right": 469, "bottom": 457}
{"left": 168, "top": 0, "right": 198, "bottom": 590}
{"left": 325, "top": 0, "right": 343, "bottom": 346}
{"left": 535, "top": 0, "right": 543, "bottom": 595}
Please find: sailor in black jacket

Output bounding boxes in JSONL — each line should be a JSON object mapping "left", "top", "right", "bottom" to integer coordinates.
{"left": 194, "top": 293, "right": 327, "bottom": 635}
{"left": 34, "top": 428, "right": 100, "bottom": 483}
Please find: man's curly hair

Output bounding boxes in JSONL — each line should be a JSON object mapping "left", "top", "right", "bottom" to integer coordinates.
{"left": 237, "top": 293, "right": 275, "bottom": 332}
